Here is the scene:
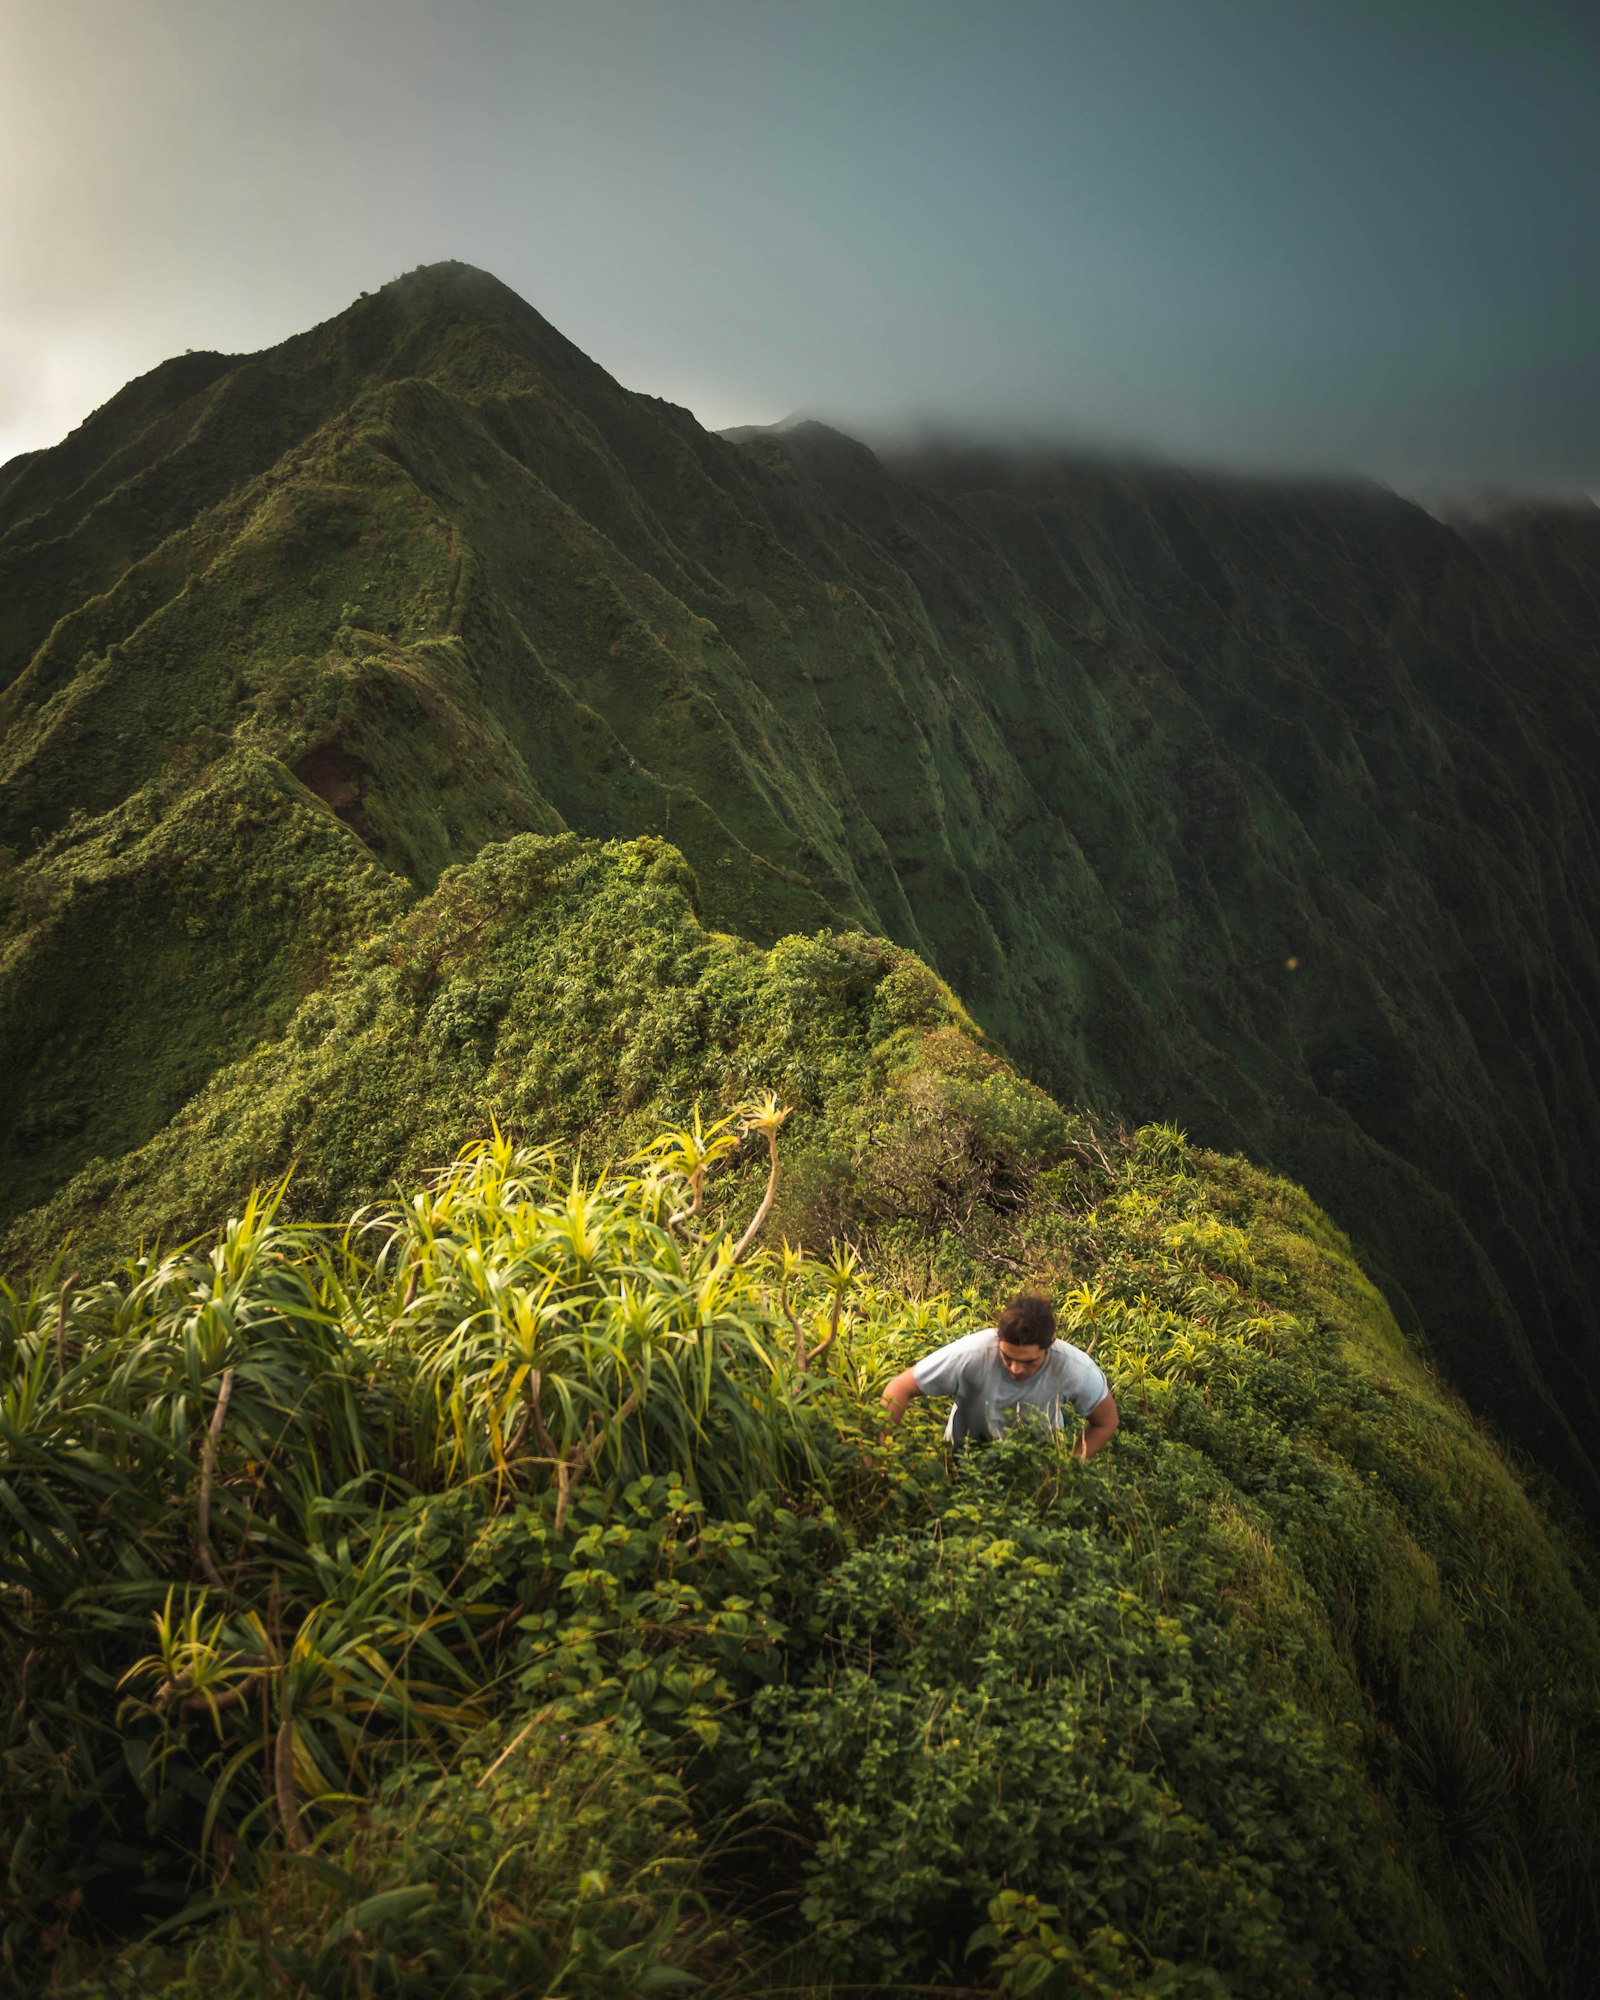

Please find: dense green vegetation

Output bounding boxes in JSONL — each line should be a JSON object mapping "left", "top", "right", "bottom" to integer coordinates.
{"left": 3, "top": 262, "right": 1598, "bottom": 1499}
{"left": 0, "top": 829, "right": 1067, "bottom": 1277}
{"left": 3, "top": 262, "right": 1599, "bottom": 1994}
{"left": 6, "top": 1091, "right": 1596, "bottom": 1996}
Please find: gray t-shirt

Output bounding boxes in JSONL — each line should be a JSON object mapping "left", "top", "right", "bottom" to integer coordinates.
{"left": 912, "top": 1328, "right": 1109, "bottom": 1444}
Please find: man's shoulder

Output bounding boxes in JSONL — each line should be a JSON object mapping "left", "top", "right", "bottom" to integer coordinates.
{"left": 912, "top": 1326, "right": 995, "bottom": 1384}
{"left": 1047, "top": 1338, "right": 1095, "bottom": 1370}
{"left": 927, "top": 1326, "right": 996, "bottom": 1366}
{"left": 1041, "top": 1340, "right": 1097, "bottom": 1383}
{"left": 1045, "top": 1339, "right": 1111, "bottom": 1407}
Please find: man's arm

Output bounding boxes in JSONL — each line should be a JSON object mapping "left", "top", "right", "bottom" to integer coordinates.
{"left": 1074, "top": 1390, "right": 1119, "bottom": 1459}
{"left": 881, "top": 1367, "right": 922, "bottom": 1426}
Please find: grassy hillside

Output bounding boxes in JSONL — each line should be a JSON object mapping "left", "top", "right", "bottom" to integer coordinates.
{"left": 2, "top": 259, "right": 1598, "bottom": 1514}
{"left": 5, "top": 993, "right": 1596, "bottom": 1996}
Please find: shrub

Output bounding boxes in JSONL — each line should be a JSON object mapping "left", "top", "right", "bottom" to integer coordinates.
{"left": 742, "top": 1438, "right": 1444, "bottom": 1996}
{"left": 57, "top": 1724, "right": 741, "bottom": 1999}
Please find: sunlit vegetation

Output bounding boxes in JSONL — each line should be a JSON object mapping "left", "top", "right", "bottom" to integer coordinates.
{"left": 4, "top": 259, "right": 1600, "bottom": 1998}
{"left": 7, "top": 1100, "right": 1596, "bottom": 1996}
{"left": 4, "top": 262, "right": 1600, "bottom": 1496}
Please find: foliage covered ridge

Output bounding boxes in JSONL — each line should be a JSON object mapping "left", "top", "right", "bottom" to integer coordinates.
{"left": 5, "top": 1094, "right": 1598, "bottom": 1996}
{"left": 0, "top": 827, "right": 1057, "bottom": 1275}
{"left": 2, "top": 262, "right": 1599, "bottom": 1498}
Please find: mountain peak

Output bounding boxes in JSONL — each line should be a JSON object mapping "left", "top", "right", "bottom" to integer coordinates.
{"left": 4, "top": 268, "right": 1600, "bottom": 1515}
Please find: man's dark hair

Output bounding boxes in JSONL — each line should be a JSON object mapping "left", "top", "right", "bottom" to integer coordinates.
{"left": 996, "top": 1294, "right": 1055, "bottom": 1349}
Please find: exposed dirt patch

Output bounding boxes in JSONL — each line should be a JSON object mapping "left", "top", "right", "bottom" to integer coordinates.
{"left": 292, "top": 745, "right": 377, "bottom": 844}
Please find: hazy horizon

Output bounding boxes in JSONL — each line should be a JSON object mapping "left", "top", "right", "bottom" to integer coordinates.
{"left": 5, "top": 1, "right": 1598, "bottom": 497}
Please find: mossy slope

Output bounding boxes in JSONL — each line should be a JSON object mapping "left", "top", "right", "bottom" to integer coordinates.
{"left": 7, "top": 1000, "right": 1597, "bottom": 1996}
{"left": 2, "top": 262, "right": 1598, "bottom": 1501}
{"left": 1, "top": 831, "right": 1047, "bottom": 1276}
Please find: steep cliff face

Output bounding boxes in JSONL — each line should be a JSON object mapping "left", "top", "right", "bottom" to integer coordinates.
{"left": 738, "top": 431, "right": 1600, "bottom": 1493}
{"left": 2, "top": 261, "right": 1597, "bottom": 1501}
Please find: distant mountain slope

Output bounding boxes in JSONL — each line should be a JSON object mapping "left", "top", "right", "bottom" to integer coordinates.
{"left": 2, "top": 261, "right": 1597, "bottom": 1506}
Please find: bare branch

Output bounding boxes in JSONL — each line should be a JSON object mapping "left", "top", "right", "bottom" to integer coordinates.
{"left": 733, "top": 1127, "right": 781, "bottom": 1264}
{"left": 54, "top": 1273, "right": 77, "bottom": 1378}
{"left": 197, "top": 1366, "right": 237, "bottom": 1593}
{"left": 157, "top": 1672, "right": 268, "bottom": 1719}
{"left": 275, "top": 1719, "right": 305, "bottom": 1850}
{"left": 477, "top": 1711, "right": 545, "bottom": 1786}
{"left": 779, "top": 1276, "right": 808, "bottom": 1372}
{"left": 810, "top": 1290, "right": 844, "bottom": 1370}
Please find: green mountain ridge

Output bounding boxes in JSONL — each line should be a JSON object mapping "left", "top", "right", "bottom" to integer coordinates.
{"left": 5, "top": 836, "right": 1598, "bottom": 1995}
{"left": 3, "top": 260, "right": 1599, "bottom": 1512}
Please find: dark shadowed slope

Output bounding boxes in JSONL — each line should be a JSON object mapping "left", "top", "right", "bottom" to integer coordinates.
{"left": 2, "top": 261, "right": 1597, "bottom": 1504}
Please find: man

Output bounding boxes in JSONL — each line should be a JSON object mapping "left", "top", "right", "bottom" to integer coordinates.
{"left": 880, "top": 1293, "right": 1119, "bottom": 1457}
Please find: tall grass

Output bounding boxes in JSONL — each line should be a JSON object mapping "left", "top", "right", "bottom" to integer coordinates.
{"left": 1, "top": 1103, "right": 854, "bottom": 1970}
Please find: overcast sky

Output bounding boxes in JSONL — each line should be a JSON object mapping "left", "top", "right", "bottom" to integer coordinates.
{"left": 4, "top": 0, "right": 1597, "bottom": 493}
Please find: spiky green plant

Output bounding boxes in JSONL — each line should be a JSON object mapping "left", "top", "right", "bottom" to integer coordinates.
{"left": 1, "top": 1097, "right": 879, "bottom": 1967}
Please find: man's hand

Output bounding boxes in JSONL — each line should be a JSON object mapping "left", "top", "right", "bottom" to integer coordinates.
{"left": 880, "top": 1367, "right": 921, "bottom": 1429}
{"left": 1074, "top": 1390, "right": 1119, "bottom": 1460}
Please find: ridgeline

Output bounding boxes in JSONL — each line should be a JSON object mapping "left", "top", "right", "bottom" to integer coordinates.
{"left": 3, "top": 262, "right": 1597, "bottom": 1505}
{"left": 2, "top": 262, "right": 1600, "bottom": 1994}
{"left": 3, "top": 902, "right": 1598, "bottom": 1996}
